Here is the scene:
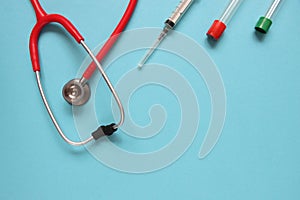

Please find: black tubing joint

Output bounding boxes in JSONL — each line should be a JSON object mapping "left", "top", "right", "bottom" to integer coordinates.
{"left": 92, "top": 123, "right": 117, "bottom": 140}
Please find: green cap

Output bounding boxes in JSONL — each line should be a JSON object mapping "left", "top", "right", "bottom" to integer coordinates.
{"left": 255, "top": 17, "right": 273, "bottom": 34}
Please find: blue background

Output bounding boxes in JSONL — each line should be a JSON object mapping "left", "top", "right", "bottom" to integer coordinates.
{"left": 1, "top": 0, "right": 300, "bottom": 199}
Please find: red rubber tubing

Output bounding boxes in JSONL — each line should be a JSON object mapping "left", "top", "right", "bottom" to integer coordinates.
{"left": 82, "top": 0, "right": 138, "bottom": 80}
{"left": 29, "top": 0, "right": 84, "bottom": 72}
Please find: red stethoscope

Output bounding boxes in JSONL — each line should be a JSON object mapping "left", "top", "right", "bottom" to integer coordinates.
{"left": 29, "top": 0, "right": 137, "bottom": 146}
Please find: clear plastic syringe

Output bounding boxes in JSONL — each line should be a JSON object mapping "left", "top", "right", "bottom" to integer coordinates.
{"left": 138, "top": 0, "right": 194, "bottom": 69}
{"left": 207, "top": 0, "right": 244, "bottom": 40}
{"left": 255, "top": 0, "right": 283, "bottom": 34}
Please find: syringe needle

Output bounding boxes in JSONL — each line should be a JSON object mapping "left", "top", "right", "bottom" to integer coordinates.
{"left": 138, "top": 28, "right": 168, "bottom": 69}
{"left": 137, "top": 41, "right": 159, "bottom": 69}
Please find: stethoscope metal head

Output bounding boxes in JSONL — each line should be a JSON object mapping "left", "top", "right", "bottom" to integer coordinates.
{"left": 62, "top": 78, "right": 91, "bottom": 106}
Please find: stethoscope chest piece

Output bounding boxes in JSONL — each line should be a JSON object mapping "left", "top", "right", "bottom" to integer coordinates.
{"left": 62, "top": 79, "right": 91, "bottom": 106}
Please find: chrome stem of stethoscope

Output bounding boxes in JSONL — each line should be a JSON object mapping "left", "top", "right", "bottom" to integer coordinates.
{"left": 80, "top": 40, "right": 125, "bottom": 129}
{"left": 36, "top": 71, "right": 94, "bottom": 146}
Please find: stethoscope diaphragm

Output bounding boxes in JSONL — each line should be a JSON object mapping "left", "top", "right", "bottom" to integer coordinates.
{"left": 62, "top": 79, "right": 91, "bottom": 106}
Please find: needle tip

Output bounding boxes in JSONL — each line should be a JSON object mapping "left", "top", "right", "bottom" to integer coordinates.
{"left": 137, "top": 63, "right": 143, "bottom": 69}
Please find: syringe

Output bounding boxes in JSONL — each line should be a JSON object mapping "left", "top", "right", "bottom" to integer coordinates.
{"left": 137, "top": 0, "right": 194, "bottom": 69}
{"left": 255, "top": 0, "right": 283, "bottom": 34}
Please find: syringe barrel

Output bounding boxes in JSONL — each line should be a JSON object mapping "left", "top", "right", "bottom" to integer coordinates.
{"left": 166, "top": 0, "right": 194, "bottom": 28}
{"left": 265, "top": 0, "right": 282, "bottom": 19}
{"left": 219, "top": 0, "right": 243, "bottom": 25}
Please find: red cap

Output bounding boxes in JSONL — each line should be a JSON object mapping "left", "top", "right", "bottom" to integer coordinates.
{"left": 206, "top": 20, "right": 227, "bottom": 40}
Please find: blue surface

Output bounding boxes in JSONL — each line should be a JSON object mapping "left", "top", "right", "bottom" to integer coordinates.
{"left": 1, "top": 0, "right": 300, "bottom": 199}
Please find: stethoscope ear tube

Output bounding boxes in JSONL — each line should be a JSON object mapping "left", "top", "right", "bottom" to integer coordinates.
{"left": 35, "top": 71, "right": 94, "bottom": 146}
{"left": 80, "top": 41, "right": 125, "bottom": 130}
